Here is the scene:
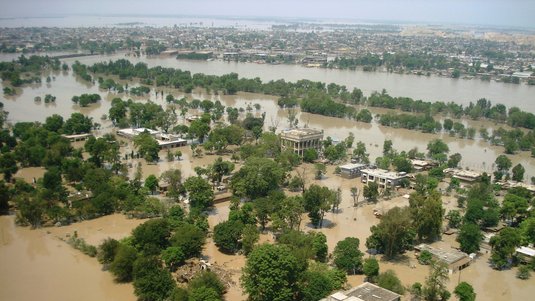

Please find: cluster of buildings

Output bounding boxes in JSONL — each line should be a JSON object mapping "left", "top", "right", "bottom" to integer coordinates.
{"left": 2, "top": 23, "right": 533, "bottom": 82}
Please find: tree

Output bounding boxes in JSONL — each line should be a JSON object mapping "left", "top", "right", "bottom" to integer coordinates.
{"left": 352, "top": 141, "right": 369, "bottom": 164}
{"left": 366, "top": 207, "right": 415, "bottom": 258}
{"left": 209, "top": 157, "right": 234, "bottom": 185}
{"left": 303, "top": 148, "right": 318, "bottom": 163}
{"left": 132, "top": 256, "right": 176, "bottom": 301}
{"left": 457, "top": 222, "right": 484, "bottom": 254}
{"left": 160, "top": 169, "right": 184, "bottom": 201}
{"left": 314, "top": 163, "right": 326, "bottom": 180}
{"left": 383, "top": 139, "right": 393, "bottom": 157}
{"left": 512, "top": 163, "right": 525, "bottom": 182}
{"left": 299, "top": 263, "right": 346, "bottom": 301}
{"left": 454, "top": 282, "right": 476, "bottom": 301}
{"left": 489, "top": 227, "right": 522, "bottom": 269}
{"left": 376, "top": 270, "right": 405, "bottom": 295}
{"left": 188, "top": 287, "right": 219, "bottom": 301}
{"left": 170, "top": 223, "right": 206, "bottom": 258}
{"left": 44, "top": 114, "right": 64, "bottom": 132}
{"left": 363, "top": 258, "right": 380, "bottom": 281}
{"left": 189, "top": 119, "right": 210, "bottom": 142}
{"left": 230, "top": 157, "right": 285, "bottom": 199}
{"left": 445, "top": 210, "right": 462, "bottom": 229}
{"left": 97, "top": 238, "right": 120, "bottom": 265}
{"left": 16, "top": 194, "right": 45, "bottom": 228}
{"left": 333, "top": 237, "right": 363, "bottom": 274}
{"left": 409, "top": 190, "right": 444, "bottom": 241}
{"left": 520, "top": 217, "right": 535, "bottom": 245}
{"left": 427, "top": 139, "right": 449, "bottom": 163}
{"left": 272, "top": 196, "right": 305, "bottom": 232}
{"left": 184, "top": 176, "right": 214, "bottom": 211}
{"left": 0, "top": 153, "right": 18, "bottom": 181}
{"left": 110, "top": 244, "right": 138, "bottom": 282}
{"left": 494, "top": 155, "right": 512, "bottom": 180}
{"left": 363, "top": 182, "right": 379, "bottom": 202}
{"left": 312, "top": 232, "right": 328, "bottom": 263}
{"left": 350, "top": 187, "right": 360, "bottom": 207}
{"left": 242, "top": 224, "right": 260, "bottom": 255}
{"left": 0, "top": 180, "right": 10, "bottom": 213}
{"left": 188, "top": 271, "right": 226, "bottom": 299}
{"left": 213, "top": 219, "right": 244, "bottom": 254}
{"left": 161, "top": 246, "right": 185, "bottom": 271}
{"left": 132, "top": 218, "right": 171, "bottom": 255}
{"left": 241, "top": 244, "right": 301, "bottom": 301}
{"left": 447, "top": 153, "right": 462, "bottom": 168}
{"left": 303, "top": 184, "right": 335, "bottom": 228}
{"left": 422, "top": 260, "right": 450, "bottom": 301}
{"left": 144, "top": 174, "right": 159, "bottom": 195}
{"left": 134, "top": 132, "right": 160, "bottom": 162}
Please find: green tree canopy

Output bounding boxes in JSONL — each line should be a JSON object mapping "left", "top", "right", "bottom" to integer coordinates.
{"left": 241, "top": 244, "right": 302, "bottom": 301}
{"left": 333, "top": 237, "right": 364, "bottom": 274}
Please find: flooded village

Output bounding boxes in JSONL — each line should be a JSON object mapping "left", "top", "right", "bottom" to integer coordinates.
{"left": 1, "top": 10, "right": 535, "bottom": 301}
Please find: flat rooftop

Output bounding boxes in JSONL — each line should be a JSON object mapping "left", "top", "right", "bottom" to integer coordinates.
{"left": 361, "top": 168, "right": 406, "bottom": 179}
{"left": 339, "top": 163, "right": 367, "bottom": 170}
{"left": 281, "top": 128, "right": 323, "bottom": 138}
{"left": 345, "top": 282, "right": 400, "bottom": 301}
{"left": 415, "top": 244, "right": 469, "bottom": 265}
{"left": 516, "top": 246, "right": 535, "bottom": 257}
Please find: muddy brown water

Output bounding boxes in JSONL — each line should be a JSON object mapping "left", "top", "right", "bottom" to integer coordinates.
{"left": 0, "top": 214, "right": 138, "bottom": 301}
{"left": 2, "top": 53, "right": 535, "bottom": 300}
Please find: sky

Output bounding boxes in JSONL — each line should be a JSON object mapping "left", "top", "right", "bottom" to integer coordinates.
{"left": 1, "top": 0, "right": 534, "bottom": 28}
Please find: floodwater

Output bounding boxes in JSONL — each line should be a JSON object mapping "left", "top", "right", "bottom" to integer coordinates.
{"left": 0, "top": 214, "right": 139, "bottom": 301}
{"left": 1, "top": 64, "right": 534, "bottom": 178}
{"left": 2, "top": 52, "right": 535, "bottom": 301}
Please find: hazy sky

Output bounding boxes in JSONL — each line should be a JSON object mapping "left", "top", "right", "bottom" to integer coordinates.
{"left": 1, "top": 0, "right": 534, "bottom": 28}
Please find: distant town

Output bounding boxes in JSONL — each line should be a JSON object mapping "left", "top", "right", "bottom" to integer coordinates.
{"left": 1, "top": 22, "right": 534, "bottom": 84}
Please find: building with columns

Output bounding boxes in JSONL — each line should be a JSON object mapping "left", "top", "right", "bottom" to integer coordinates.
{"left": 280, "top": 128, "right": 323, "bottom": 156}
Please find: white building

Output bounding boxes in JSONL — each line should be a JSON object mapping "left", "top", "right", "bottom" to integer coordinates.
{"left": 280, "top": 128, "right": 323, "bottom": 156}
{"left": 117, "top": 128, "right": 187, "bottom": 148}
{"left": 361, "top": 168, "right": 407, "bottom": 188}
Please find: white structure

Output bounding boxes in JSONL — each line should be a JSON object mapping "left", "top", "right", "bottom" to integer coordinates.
{"left": 321, "top": 282, "right": 401, "bottom": 301}
{"left": 280, "top": 128, "right": 323, "bottom": 156}
{"left": 339, "top": 163, "right": 367, "bottom": 179}
{"left": 117, "top": 128, "right": 187, "bottom": 148}
{"left": 361, "top": 168, "right": 407, "bottom": 188}
{"left": 516, "top": 246, "right": 535, "bottom": 263}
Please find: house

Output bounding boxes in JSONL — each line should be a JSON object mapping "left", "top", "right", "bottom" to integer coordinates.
{"left": 339, "top": 163, "right": 367, "bottom": 179}
{"left": 361, "top": 168, "right": 407, "bottom": 189}
{"left": 444, "top": 168, "right": 482, "bottom": 182}
{"left": 516, "top": 246, "right": 535, "bottom": 263}
{"left": 117, "top": 128, "right": 187, "bottom": 149}
{"left": 414, "top": 244, "right": 471, "bottom": 273}
{"left": 280, "top": 128, "right": 323, "bottom": 157}
{"left": 61, "top": 133, "right": 93, "bottom": 142}
{"left": 410, "top": 159, "right": 434, "bottom": 171}
{"left": 321, "top": 282, "right": 401, "bottom": 301}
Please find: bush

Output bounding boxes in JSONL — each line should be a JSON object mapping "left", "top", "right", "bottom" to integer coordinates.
{"left": 188, "top": 271, "right": 226, "bottom": 298}
{"left": 418, "top": 250, "right": 433, "bottom": 265}
{"left": 67, "top": 235, "right": 97, "bottom": 257}
{"left": 517, "top": 265, "right": 531, "bottom": 280}
{"left": 97, "top": 238, "right": 120, "bottom": 265}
